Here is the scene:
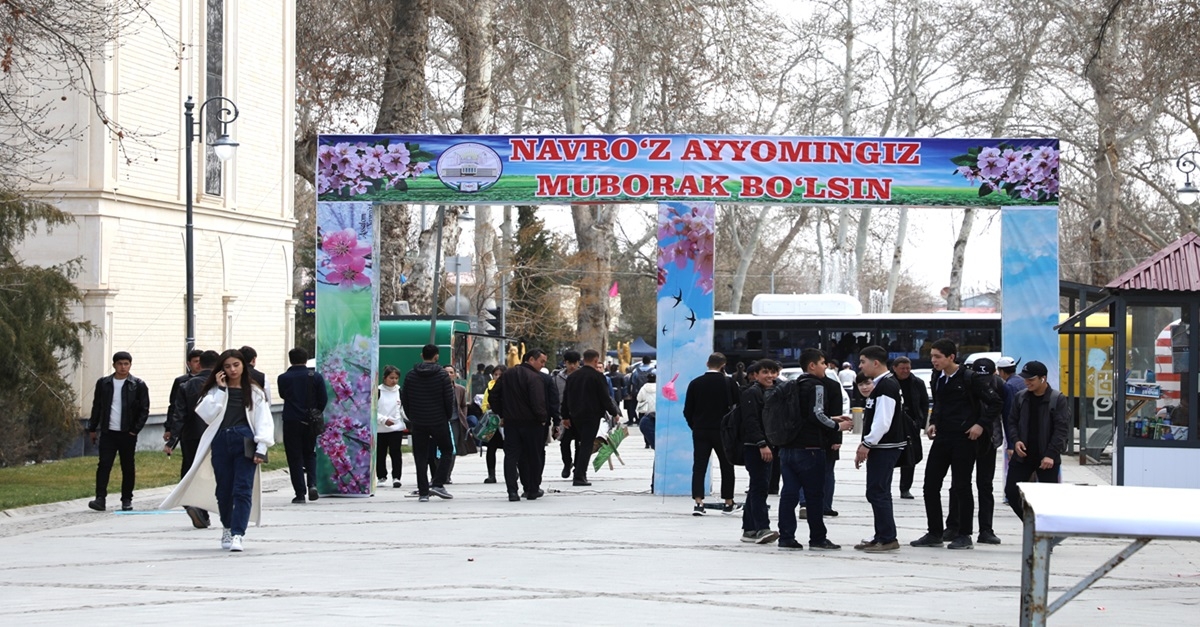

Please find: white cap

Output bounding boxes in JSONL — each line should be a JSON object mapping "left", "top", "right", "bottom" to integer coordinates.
{"left": 996, "top": 356, "right": 1019, "bottom": 369}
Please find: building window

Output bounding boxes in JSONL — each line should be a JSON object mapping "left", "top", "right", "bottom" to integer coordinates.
{"left": 204, "top": 0, "right": 225, "bottom": 196}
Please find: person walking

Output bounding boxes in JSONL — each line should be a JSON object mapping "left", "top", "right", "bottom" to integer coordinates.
{"left": 563, "top": 349, "right": 621, "bottom": 487}
{"left": 735, "top": 361, "right": 779, "bottom": 545}
{"left": 163, "top": 349, "right": 203, "bottom": 454}
{"left": 682, "top": 352, "right": 740, "bottom": 516}
{"left": 277, "top": 348, "right": 329, "bottom": 504}
{"left": 954, "top": 357, "right": 1007, "bottom": 544}
{"left": 375, "top": 365, "right": 405, "bottom": 488}
{"left": 489, "top": 349, "right": 552, "bottom": 501}
{"left": 893, "top": 356, "right": 929, "bottom": 500}
{"left": 853, "top": 346, "right": 907, "bottom": 553}
{"left": 910, "top": 339, "right": 1002, "bottom": 551}
{"left": 167, "top": 349, "right": 220, "bottom": 528}
{"left": 482, "top": 365, "right": 506, "bottom": 484}
{"left": 1004, "top": 361, "right": 1071, "bottom": 519}
{"left": 87, "top": 351, "right": 150, "bottom": 512}
{"left": 161, "top": 349, "right": 274, "bottom": 552}
{"left": 553, "top": 351, "right": 581, "bottom": 477}
{"left": 400, "top": 344, "right": 457, "bottom": 502}
{"left": 636, "top": 373, "right": 657, "bottom": 449}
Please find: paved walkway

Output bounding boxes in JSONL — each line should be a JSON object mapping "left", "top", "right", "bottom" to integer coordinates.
{"left": 2, "top": 429, "right": 1198, "bottom": 625}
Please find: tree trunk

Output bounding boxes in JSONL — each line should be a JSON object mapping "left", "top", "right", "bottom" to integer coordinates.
{"left": 886, "top": 208, "right": 908, "bottom": 312}
{"left": 1085, "top": 6, "right": 1124, "bottom": 285}
{"left": 729, "top": 207, "right": 771, "bottom": 314}
{"left": 374, "top": 0, "right": 430, "bottom": 315}
{"left": 946, "top": 208, "right": 974, "bottom": 310}
{"left": 572, "top": 206, "right": 614, "bottom": 353}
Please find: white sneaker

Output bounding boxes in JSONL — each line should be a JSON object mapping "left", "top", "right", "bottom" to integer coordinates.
{"left": 221, "top": 528, "right": 233, "bottom": 550}
{"left": 230, "top": 535, "right": 243, "bottom": 552}
{"left": 376, "top": 479, "right": 389, "bottom": 487}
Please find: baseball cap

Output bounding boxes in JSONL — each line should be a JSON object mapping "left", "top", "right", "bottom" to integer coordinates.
{"left": 973, "top": 358, "right": 996, "bottom": 375}
{"left": 996, "top": 356, "right": 1019, "bottom": 369}
{"left": 1018, "top": 361, "right": 1048, "bottom": 379}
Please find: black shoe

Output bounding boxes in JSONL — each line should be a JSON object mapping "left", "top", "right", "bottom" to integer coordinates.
{"left": 185, "top": 506, "right": 210, "bottom": 529}
{"left": 562, "top": 464, "right": 571, "bottom": 479}
{"left": 824, "top": 510, "right": 839, "bottom": 517}
{"left": 508, "top": 493, "right": 521, "bottom": 502}
{"left": 910, "top": 532, "right": 944, "bottom": 547}
{"left": 121, "top": 500, "right": 133, "bottom": 512}
{"left": 978, "top": 531, "right": 1002, "bottom": 545}
{"left": 309, "top": 487, "right": 320, "bottom": 501}
{"left": 777, "top": 538, "right": 804, "bottom": 551}
{"left": 88, "top": 499, "right": 106, "bottom": 512}
{"left": 523, "top": 489, "right": 545, "bottom": 500}
{"left": 291, "top": 496, "right": 305, "bottom": 504}
{"left": 429, "top": 486, "right": 453, "bottom": 499}
{"left": 900, "top": 491, "right": 915, "bottom": 499}
{"left": 809, "top": 539, "right": 842, "bottom": 551}
{"left": 484, "top": 476, "right": 497, "bottom": 484}
{"left": 942, "top": 528, "right": 959, "bottom": 543}
{"left": 692, "top": 503, "right": 706, "bottom": 516}
{"left": 390, "top": 481, "right": 400, "bottom": 490}
{"left": 573, "top": 480, "right": 592, "bottom": 487}
{"left": 721, "top": 502, "right": 743, "bottom": 515}
{"left": 947, "top": 535, "right": 974, "bottom": 550}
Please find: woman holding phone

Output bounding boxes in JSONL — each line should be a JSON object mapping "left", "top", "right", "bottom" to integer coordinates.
{"left": 161, "top": 349, "right": 274, "bottom": 552}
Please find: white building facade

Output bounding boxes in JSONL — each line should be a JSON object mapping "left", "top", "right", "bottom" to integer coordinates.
{"left": 18, "top": 1, "right": 297, "bottom": 437}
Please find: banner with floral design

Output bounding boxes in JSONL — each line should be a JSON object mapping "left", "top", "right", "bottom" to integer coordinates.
{"left": 316, "top": 134, "right": 1059, "bottom": 206}
{"left": 315, "top": 201, "right": 379, "bottom": 496}
{"left": 654, "top": 202, "right": 716, "bottom": 496}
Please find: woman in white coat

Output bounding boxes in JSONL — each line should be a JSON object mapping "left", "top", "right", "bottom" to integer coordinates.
{"left": 376, "top": 365, "right": 406, "bottom": 488}
{"left": 161, "top": 349, "right": 274, "bottom": 552}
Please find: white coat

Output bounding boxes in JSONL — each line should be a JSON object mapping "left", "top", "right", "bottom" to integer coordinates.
{"left": 161, "top": 384, "right": 275, "bottom": 526}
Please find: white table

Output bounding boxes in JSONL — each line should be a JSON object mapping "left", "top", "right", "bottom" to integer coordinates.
{"left": 1018, "top": 483, "right": 1200, "bottom": 626}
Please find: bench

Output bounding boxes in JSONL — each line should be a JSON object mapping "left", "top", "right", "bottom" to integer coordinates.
{"left": 1019, "top": 483, "right": 1200, "bottom": 626}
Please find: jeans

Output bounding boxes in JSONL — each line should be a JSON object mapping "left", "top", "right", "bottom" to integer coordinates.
{"left": 572, "top": 419, "right": 601, "bottom": 482}
{"left": 923, "top": 436, "right": 978, "bottom": 537}
{"left": 95, "top": 430, "right": 137, "bottom": 502}
{"left": 947, "top": 438, "right": 998, "bottom": 534}
{"left": 742, "top": 445, "right": 772, "bottom": 532}
{"left": 865, "top": 447, "right": 903, "bottom": 544}
{"left": 1005, "top": 457, "right": 1060, "bottom": 519}
{"left": 640, "top": 413, "right": 656, "bottom": 449}
{"left": 375, "top": 431, "right": 404, "bottom": 482}
{"left": 504, "top": 423, "right": 545, "bottom": 495}
{"left": 798, "top": 452, "right": 837, "bottom": 513}
{"left": 778, "top": 448, "right": 827, "bottom": 543}
{"left": 410, "top": 422, "right": 454, "bottom": 496}
{"left": 691, "top": 429, "right": 734, "bottom": 500}
{"left": 211, "top": 425, "right": 257, "bottom": 536}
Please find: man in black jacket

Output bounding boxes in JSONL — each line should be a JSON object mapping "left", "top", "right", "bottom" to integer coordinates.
{"left": 950, "top": 358, "right": 1007, "bottom": 544}
{"left": 87, "top": 351, "right": 150, "bottom": 512}
{"left": 167, "top": 350, "right": 219, "bottom": 527}
{"left": 777, "top": 349, "right": 853, "bottom": 551}
{"left": 893, "top": 356, "right": 928, "bottom": 500}
{"left": 400, "top": 344, "right": 456, "bottom": 502}
{"left": 737, "top": 361, "right": 777, "bottom": 544}
{"left": 277, "top": 347, "right": 329, "bottom": 504}
{"left": 682, "top": 352, "right": 740, "bottom": 516}
{"left": 1003, "top": 361, "right": 1071, "bottom": 519}
{"left": 910, "top": 338, "right": 1002, "bottom": 551}
{"left": 490, "top": 348, "right": 552, "bottom": 501}
{"left": 563, "top": 349, "right": 620, "bottom": 487}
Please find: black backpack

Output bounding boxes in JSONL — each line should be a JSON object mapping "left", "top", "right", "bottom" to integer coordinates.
{"left": 762, "top": 378, "right": 803, "bottom": 447}
{"left": 718, "top": 378, "right": 744, "bottom": 465}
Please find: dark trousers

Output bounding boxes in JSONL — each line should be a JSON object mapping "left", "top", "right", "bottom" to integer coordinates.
{"left": 283, "top": 421, "right": 317, "bottom": 498}
{"left": 779, "top": 448, "right": 828, "bottom": 543}
{"left": 923, "top": 436, "right": 978, "bottom": 537}
{"left": 503, "top": 423, "right": 545, "bottom": 495}
{"left": 572, "top": 419, "right": 601, "bottom": 481}
{"left": 486, "top": 431, "right": 504, "bottom": 478}
{"left": 376, "top": 431, "right": 404, "bottom": 482}
{"left": 768, "top": 455, "right": 781, "bottom": 494}
{"left": 410, "top": 422, "right": 453, "bottom": 496}
{"left": 1005, "top": 457, "right": 1059, "bottom": 519}
{"left": 624, "top": 398, "right": 638, "bottom": 424}
{"left": 691, "top": 429, "right": 734, "bottom": 500}
{"left": 865, "top": 447, "right": 903, "bottom": 544}
{"left": 560, "top": 425, "right": 575, "bottom": 467}
{"left": 742, "top": 445, "right": 771, "bottom": 532}
{"left": 95, "top": 430, "right": 137, "bottom": 502}
{"left": 798, "top": 453, "right": 837, "bottom": 513}
{"left": 947, "top": 438, "right": 998, "bottom": 534}
{"left": 211, "top": 425, "right": 256, "bottom": 536}
{"left": 641, "top": 413, "right": 656, "bottom": 449}
{"left": 900, "top": 463, "right": 916, "bottom": 494}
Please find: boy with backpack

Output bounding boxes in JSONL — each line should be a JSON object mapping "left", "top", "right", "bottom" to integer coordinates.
{"left": 769, "top": 349, "right": 853, "bottom": 551}
{"left": 734, "top": 360, "right": 780, "bottom": 545}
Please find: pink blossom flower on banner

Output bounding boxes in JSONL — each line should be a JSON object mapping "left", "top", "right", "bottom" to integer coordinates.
{"left": 322, "top": 228, "right": 371, "bottom": 267}
{"left": 977, "top": 147, "right": 1006, "bottom": 178}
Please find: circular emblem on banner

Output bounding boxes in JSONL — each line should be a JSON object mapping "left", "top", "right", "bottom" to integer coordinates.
{"left": 436, "top": 142, "right": 503, "bottom": 193}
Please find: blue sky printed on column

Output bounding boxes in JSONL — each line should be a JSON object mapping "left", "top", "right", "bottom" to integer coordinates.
{"left": 654, "top": 202, "right": 716, "bottom": 496}
{"left": 1001, "top": 207, "right": 1060, "bottom": 388}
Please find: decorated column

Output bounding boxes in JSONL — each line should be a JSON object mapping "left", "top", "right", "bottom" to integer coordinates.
{"left": 1000, "top": 206, "right": 1060, "bottom": 387}
{"left": 654, "top": 202, "right": 716, "bottom": 496}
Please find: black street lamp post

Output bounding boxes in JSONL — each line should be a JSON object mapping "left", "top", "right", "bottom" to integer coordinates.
{"left": 184, "top": 96, "right": 240, "bottom": 354}
{"left": 1177, "top": 150, "right": 1199, "bottom": 206}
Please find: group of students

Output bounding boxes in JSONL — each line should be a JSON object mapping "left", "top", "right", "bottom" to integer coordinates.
{"left": 705, "top": 337, "right": 1071, "bottom": 553}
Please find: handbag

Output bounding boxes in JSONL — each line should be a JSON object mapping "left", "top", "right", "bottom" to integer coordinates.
{"left": 473, "top": 411, "right": 500, "bottom": 442}
{"left": 244, "top": 437, "right": 267, "bottom": 463}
